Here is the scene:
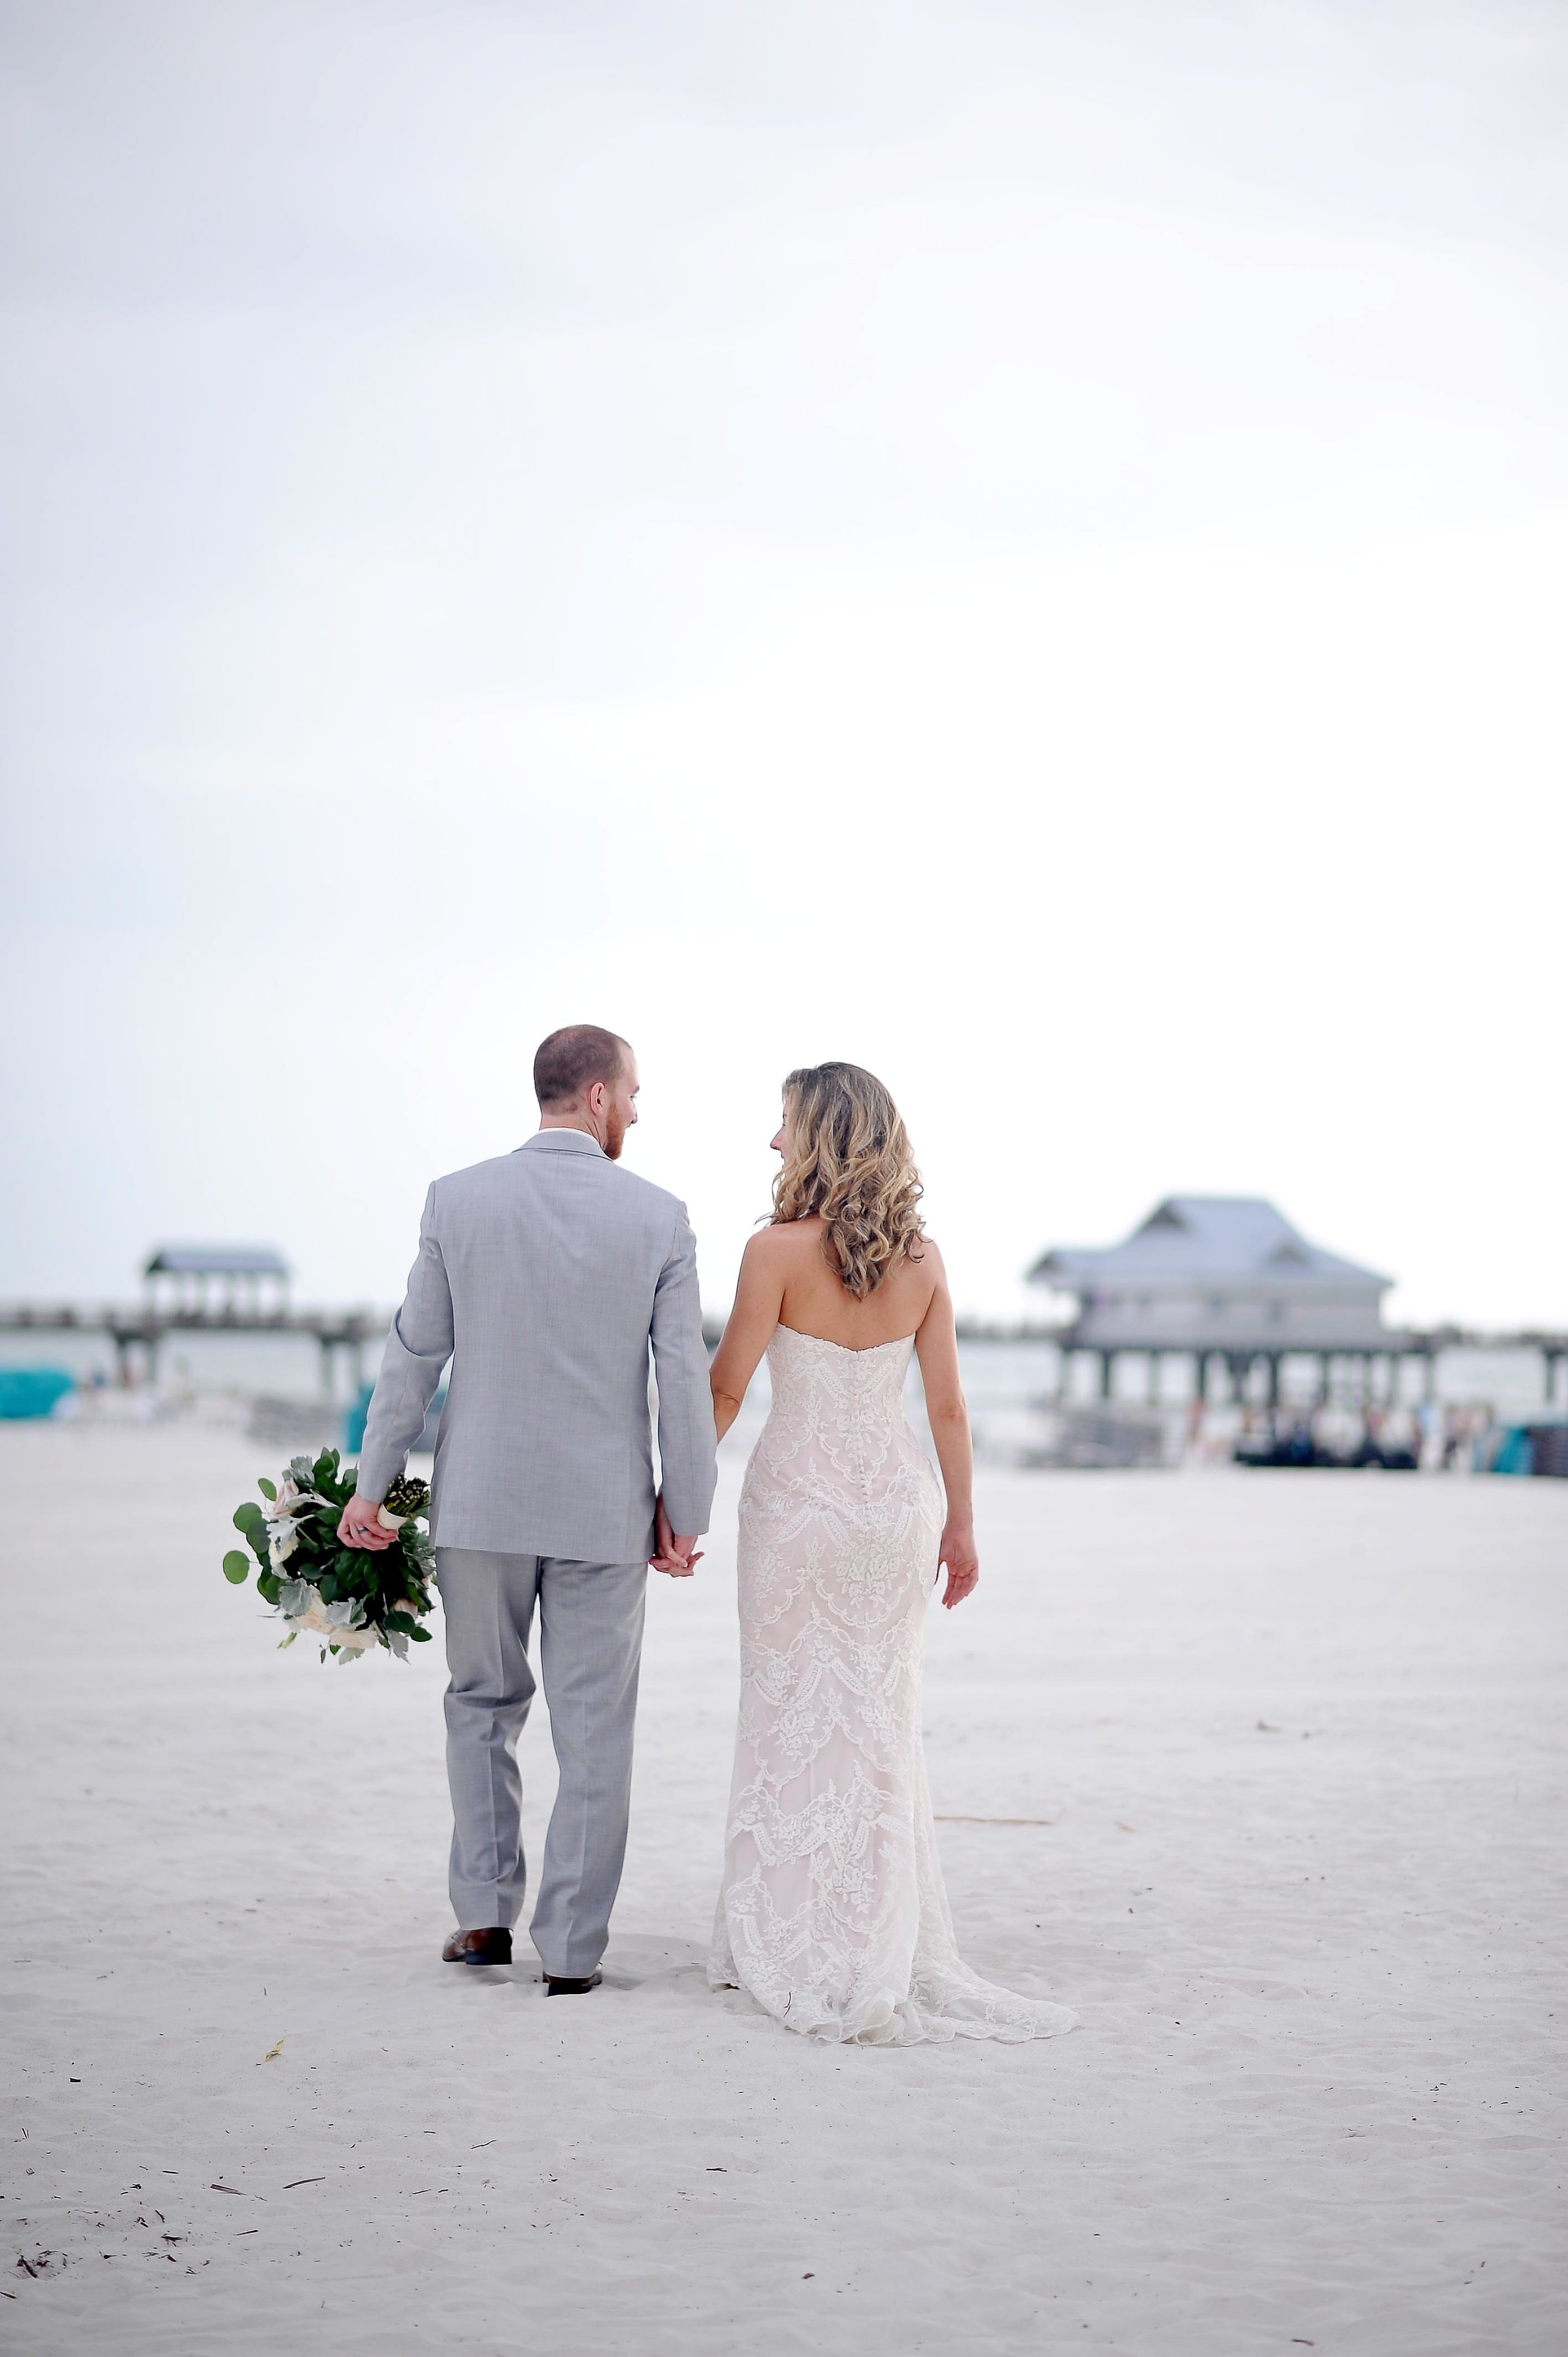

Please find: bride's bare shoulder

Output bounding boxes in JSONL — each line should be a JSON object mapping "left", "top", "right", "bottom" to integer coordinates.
{"left": 902, "top": 1232, "right": 946, "bottom": 1312}
{"left": 748, "top": 1216, "right": 825, "bottom": 1260}
{"left": 739, "top": 1219, "right": 820, "bottom": 1281}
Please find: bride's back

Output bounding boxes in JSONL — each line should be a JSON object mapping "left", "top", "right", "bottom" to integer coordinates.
{"left": 773, "top": 1215, "right": 938, "bottom": 1351}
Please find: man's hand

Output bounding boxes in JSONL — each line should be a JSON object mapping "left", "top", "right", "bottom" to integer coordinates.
{"left": 649, "top": 1492, "right": 702, "bottom": 1579}
{"left": 938, "top": 1521, "right": 979, "bottom": 1609}
{"left": 338, "top": 1492, "right": 397, "bottom": 1550}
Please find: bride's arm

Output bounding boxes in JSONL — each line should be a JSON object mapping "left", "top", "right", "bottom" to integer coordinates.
{"left": 913, "top": 1244, "right": 979, "bottom": 1609}
{"left": 709, "top": 1232, "right": 787, "bottom": 1443}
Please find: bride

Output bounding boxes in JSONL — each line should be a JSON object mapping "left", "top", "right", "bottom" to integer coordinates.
{"left": 704, "top": 1062, "right": 1076, "bottom": 2046}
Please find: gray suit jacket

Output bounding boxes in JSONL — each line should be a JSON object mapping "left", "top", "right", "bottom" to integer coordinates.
{"left": 356, "top": 1131, "right": 718, "bottom": 1561}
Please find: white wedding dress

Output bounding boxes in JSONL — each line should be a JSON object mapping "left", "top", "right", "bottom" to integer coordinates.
{"left": 709, "top": 1325, "right": 1076, "bottom": 2045}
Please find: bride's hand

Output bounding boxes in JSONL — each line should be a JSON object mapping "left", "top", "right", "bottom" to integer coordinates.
{"left": 938, "top": 1523, "right": 978, "bottom": 1609}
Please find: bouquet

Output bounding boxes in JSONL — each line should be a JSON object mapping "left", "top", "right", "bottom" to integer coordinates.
{"left": 223, "top": 1446, "right": 436, "bottom": 1662}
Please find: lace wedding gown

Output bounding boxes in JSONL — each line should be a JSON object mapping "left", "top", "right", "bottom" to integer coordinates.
{"left": 709, "top": 1325, "right": 1076, "bottom": 2046}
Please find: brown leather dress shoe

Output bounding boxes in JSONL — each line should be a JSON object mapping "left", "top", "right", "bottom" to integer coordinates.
{"left": 442, "top": 1927, "right": 513, "bottom": 1967}
{"left": 543, "top": 1969, "right": 602, "bottom": 1996}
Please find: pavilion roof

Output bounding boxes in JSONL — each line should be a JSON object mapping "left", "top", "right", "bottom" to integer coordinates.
{"left": 144, "top": 1245, "right": 290, "bottom": 1279}
{"left": 1029, "top": 1197, "right": 1390, "bottom": 1290}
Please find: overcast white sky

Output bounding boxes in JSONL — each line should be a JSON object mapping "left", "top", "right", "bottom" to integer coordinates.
{"left": 3, "top": 0, "right": 1565, "bottom": 1327}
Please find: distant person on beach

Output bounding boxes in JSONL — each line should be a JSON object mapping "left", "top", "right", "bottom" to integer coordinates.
{"left": 337, "top": 1025, "right": 716, "bottom": 1992}
{"left": 704, "top": 1062, "right": 1076, "bottom": 2045}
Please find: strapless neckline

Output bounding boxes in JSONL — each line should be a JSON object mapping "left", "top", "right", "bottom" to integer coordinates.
{"left": 774, "top": 1325, "right": 919, "bottom": 1357}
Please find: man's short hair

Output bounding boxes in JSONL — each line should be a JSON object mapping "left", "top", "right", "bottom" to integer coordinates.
{"left": 533, "top": 1024, "right": 630, "bottom": 1110}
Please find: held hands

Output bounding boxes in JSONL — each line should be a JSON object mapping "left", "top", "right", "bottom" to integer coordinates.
{"left": 650, "top": 1492, "right": 702, "bottom": 1579}
{"left": 338, "top": 1492, "right": 398, "bottom": 1550}
{"left": 938, "top": 1521, "right": 979, "bottom": 1609}
{"left": 339, "top": 1483, "right": 703, "bottom": 1571}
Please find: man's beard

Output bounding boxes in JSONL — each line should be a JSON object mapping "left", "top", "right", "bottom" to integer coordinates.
{"left": 602, "top": 1108, "right": 626, "bottom": 1160}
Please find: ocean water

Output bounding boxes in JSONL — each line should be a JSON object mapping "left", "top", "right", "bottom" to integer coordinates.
{"left": 1, "top": 1326, "right": 1559, "bottom": 1440}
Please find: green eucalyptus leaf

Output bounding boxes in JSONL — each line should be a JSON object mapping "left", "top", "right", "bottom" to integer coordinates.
{"left": 222, "top": 1550, "right": 251, "bottom": 1584}
{"left": 233, "top": 1501, "right": 264, "bottom": 1533}
{"left": 409, "top": 1626, "right": 432, "bottom": 1641}
{"left": 257, "top": 1571, "right": 282, "bottom": 1606}
{"left": 257, "top": 1476, "right": 278, "bottom": 1501}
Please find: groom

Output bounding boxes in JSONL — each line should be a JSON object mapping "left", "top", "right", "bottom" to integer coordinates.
{"left": 338, "top": 1025, "right": 717, "bottom": 1992}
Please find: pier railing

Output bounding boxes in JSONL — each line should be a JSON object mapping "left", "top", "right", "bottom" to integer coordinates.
{"left": 4, "top": 1301, "right": 1565, "bottom": 1404}
{"left": 0, "top": 1301, "right": 388, "bottom": 1388}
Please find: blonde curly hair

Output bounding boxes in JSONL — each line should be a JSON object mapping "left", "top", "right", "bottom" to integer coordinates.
{"left": 771, "top": 1063, "right": 926, "bottom": 1298}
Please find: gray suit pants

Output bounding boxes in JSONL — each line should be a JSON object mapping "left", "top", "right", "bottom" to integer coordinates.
{"left": 435, "top": 1547, "right": 647, "bottom": 1977}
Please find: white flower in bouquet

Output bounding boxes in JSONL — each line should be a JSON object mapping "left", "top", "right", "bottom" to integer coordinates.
{"left": 325, "top": 1621, "right": 380, "bottom": 1658}
{"left": 276, "top": 1581, "right": 381, "bottom": 1659}
{"left": 262, "top": 1476, "right": 319, "bottom": 1567}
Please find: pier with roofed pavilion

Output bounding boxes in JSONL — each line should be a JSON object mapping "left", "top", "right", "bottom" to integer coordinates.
{"left": 1031, "top": 1196, "right": 1448, "bottom": 1409}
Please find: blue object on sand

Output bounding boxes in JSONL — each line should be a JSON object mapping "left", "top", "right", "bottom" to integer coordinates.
{"left": 344, "top": 1382, "right": 375, "bottom": 1453}
{"left": 343, "top": 1380, "right": 444, "bottom": 1458}
{"left": 1489, "top": 1426, "right": 1535, "bottom": 1476}
{"left": 0, "top": 1366, "right": 77, "bottom": 1419}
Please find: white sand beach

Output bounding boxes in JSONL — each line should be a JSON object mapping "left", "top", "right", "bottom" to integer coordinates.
{"left": 3, "top": 1420, "right": 1563, "bottom": 2354}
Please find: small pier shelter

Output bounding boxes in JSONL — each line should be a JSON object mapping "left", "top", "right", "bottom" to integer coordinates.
{"left": 144, "top": 1244, "right": 290, "bottom": 1319}
{"left": 1029, "top": 1197, "right": 1409, "bottom": 1405}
